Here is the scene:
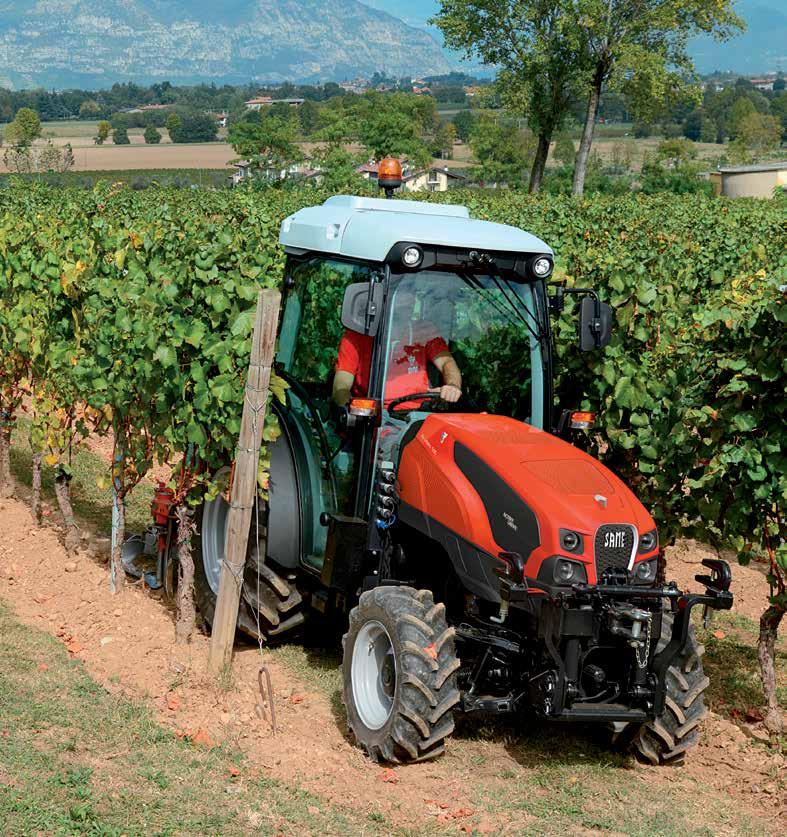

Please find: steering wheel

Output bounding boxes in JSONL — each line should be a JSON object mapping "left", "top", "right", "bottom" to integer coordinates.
{"left": 387, "top": 391, "right": 444, "bottom": 415}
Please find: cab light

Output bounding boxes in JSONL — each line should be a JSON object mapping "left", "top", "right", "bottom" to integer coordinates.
{"left": 531, "top": 255, "right": 554, "bottom": 278}
{"left": 349, "top": 398, "right": 379, "bottom": 418}
{"left": 570, "top": 411, "right": 596, "bottom": 430}
{"left": 402, "top": 245, "right": 423, "bottom": 268}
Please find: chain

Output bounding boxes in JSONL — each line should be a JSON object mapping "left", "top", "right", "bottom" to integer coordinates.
{"left": 635, "top": 613, "right": 652, "bottom": 669}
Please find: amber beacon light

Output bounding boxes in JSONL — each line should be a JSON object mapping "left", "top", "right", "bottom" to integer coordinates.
{"left": 378, "top": 157, "right": 403, "bottom": 197}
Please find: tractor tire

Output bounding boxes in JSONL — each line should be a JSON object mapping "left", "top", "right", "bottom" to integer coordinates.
{"left": 192, "top": 479, "right": 304, "bottom": 643}
{"left": 633, "top": 611, "right": 708, "bottom": 765}
{"left": 342, "top": 586, "right": 460, "bottom": 764}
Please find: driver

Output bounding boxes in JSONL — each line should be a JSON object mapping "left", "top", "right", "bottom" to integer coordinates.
{"left": 332, "top": 289, "right": 462, "bottom": 409}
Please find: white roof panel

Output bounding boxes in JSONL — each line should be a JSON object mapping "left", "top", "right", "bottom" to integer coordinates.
{"left": 279, "top": 195, "right": 552, "bottom": 261}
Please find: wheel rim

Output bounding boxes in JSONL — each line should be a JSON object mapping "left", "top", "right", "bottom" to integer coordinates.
{"left": 201, "top": 467, "right": 231, "bottom": 596}
{"left": 351, "top": 620, "right": 397, "bottom": 730}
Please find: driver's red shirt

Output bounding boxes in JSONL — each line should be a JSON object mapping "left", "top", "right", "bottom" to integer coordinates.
{"left": 336, "top": 325, "right": 448, "bottom": 405}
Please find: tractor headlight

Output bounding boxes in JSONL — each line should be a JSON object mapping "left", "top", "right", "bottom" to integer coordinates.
{"left": 632, "top": 558, "right": 657, "bottom": 585}
{"left": 554, "top": 558, "right": 585, "bottom": 585}
{"left": 559, "top": 528, "right": 584, "bottom": 554}
{"left": 638, "top": 529, "right": 658, "bottom": 553}
{"left": 402, "top": 245, "right": 423, "bottom": 268}
{"left": 530, "top": 255, "right": 554, "bottom": 278}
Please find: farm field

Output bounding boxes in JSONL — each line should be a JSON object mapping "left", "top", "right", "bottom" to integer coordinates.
{"left": 4, "top": 119, "right": 731, "bottom": 175}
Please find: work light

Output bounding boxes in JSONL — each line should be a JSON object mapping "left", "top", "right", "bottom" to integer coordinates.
{"left": 402, "top": 246, "right": 423, "bottom": 268}
{"left": 532, "top": 255, "right": 553, "bottom": 278}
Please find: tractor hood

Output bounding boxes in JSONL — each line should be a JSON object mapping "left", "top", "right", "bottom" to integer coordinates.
{"left": 397, "top": 413, "right": 656, "bottom": 584}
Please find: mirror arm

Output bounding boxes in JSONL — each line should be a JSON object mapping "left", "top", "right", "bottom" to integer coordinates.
{"left": 555, "top": 287, "right": 603, "bottom": 348}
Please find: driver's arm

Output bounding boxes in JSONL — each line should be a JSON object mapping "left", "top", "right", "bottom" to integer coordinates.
{"left": 432, "top": 351, "right": 462, "bottom": 403}
{"left": 332, "top": 370, "right": 354, "bottom": 407}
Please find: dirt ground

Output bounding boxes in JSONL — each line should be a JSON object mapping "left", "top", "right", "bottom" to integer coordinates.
{"left": 0, "top": 490, "right": 784, "bottom": 835}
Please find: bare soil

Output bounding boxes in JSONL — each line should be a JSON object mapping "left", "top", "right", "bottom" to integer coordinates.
{"left": 0, "top": 494, "right": 784, "bottom": 834}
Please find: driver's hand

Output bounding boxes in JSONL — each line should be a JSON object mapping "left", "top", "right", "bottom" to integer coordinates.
{"left": 431, "top": 385, "right": 462, "bottom": 403}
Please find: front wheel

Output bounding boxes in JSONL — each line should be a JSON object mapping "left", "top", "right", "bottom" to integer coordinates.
{"left": 632, "top": 611, "right": 708, "bottom": 764}
{"left": 342, "top": 586, "right": 460, "bottom": 763}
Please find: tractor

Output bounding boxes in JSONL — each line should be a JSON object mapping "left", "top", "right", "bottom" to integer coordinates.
{"left": 131, "top": 163, "right": 733, "bottom": 765}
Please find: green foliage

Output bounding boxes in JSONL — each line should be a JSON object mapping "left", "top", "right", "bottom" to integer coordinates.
{"left": 469, "top": 112, "right": 533, "bottom": 185}
{"left": 143, "top": 124, "right": 162, "bottom": 144}
{"left": 452, "top": 109, "right": 477, "bottom": 142}
{"left": 112, "top": 124, "right": 130, "bottom": 145}
{"left": 168, "top": 111, "right": 217, "bottom": 143}
{"left": 4, "top": 107, "right": 42, "bottom": 146}
{"left": 94, "top": 120, "right": 111, "bottom": 145}
{"left": 229, "top": 115, "right": 302, "bottom": 172}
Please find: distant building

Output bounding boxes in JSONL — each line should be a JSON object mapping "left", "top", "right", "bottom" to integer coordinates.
{"left": 245, "top": 96, "right": 273, "bottom": 110}
{"left": 356, "top": 159, "right": 466, "bottom": 193}
{"left": 214, "top": 112, "right": 228, "bottom": 128}
{"left": 709, "top": 161, "right": 787, "bottom": 198}
{"left": 271, "top": 98, "right": 305, "bottom": 107}
{"left": 340, "top": 78, "right": 370, "bottom": 94}
{"left": 750, "top": 77, "right": 775, "bottom": 92}
{"left": 231, "top": 160, "right": 321, "bottom": 186}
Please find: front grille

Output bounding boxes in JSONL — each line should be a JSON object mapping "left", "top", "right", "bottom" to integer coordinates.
{"left": 594, "top": 524, "right": 635, "bottom": 579}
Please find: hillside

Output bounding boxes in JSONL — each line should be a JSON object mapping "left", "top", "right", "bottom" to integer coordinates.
{"left": 0, "top": 0, "right": 451, "bottom": 90}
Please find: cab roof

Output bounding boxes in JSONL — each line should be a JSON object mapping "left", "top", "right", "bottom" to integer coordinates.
{"left": 279, "top": 195, "right": 552, "bottom": 262}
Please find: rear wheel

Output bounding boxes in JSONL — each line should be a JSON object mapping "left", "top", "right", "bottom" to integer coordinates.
{"left": 633, "top": 612, "right": 708, "bottom": 764}
{"left": 193, "top": 469, "right": 304, "bottom": 643}
{"left": 342, "top": 586, "right": 460, "bottom": 763}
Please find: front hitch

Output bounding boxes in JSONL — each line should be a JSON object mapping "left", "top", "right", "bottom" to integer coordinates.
{"left": 650, "top": 558, "right": 733, "bottom": 715}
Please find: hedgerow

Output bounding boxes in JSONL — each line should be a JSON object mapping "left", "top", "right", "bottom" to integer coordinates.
{"left": 0, "top": 183, "right": 783, "bottom": 723}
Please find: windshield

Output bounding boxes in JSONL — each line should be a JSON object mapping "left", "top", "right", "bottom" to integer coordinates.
{"left": 381, "top": 271, "right": 546, "bottom": 427}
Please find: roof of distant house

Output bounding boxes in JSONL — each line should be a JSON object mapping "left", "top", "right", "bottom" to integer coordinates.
{"left": 245, "top": 96, "right": 273, "bottom": 105}
{"left": 717, "top": 161, "right": 787, "bottom": 174}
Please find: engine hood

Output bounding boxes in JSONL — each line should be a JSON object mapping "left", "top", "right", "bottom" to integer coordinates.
{"left": 396, "top": 413, "right": 656, "bottom": 585}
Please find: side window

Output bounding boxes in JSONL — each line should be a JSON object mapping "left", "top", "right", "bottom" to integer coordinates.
{"left": 289, "top": 258, "right": 376, "bottom": 385}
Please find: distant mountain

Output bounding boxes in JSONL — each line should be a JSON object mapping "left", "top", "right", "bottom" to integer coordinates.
{"left": 0, "top": 1, "right": 451, "bottom": 90}
{"left": 363, "top": 0, "right": 786, "bottom": 75}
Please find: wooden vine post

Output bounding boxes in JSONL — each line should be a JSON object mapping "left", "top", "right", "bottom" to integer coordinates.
{"left": 207, "top": 289, "right": 280, "bottom": 676}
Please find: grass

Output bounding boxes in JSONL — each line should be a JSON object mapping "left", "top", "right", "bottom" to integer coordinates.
{"left": 0, "top": 599, "right": 380, "bottom": 837}
{"left": 699, "top": 610, "right": 787, "bottom": 718}
{"left": 10, "top": 417, "right": 154, "bottom": 535}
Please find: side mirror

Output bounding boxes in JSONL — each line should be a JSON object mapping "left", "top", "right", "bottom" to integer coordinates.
{"left": 341, "top": 282, "right": 384, "bottom": 336}
{"left": 579, "top": 297, "right": 613, "bottom": 351}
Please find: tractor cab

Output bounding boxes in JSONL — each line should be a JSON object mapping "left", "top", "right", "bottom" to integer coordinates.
{"left": 275, "top": 193, "right": 610, "bottom": 572}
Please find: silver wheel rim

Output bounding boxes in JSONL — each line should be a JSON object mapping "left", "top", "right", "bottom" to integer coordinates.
{"left": 201, "top": 467, "right": 231, "bottom": 596}
{"left": 351, "top": 620, "right": 397, "bottom": 730}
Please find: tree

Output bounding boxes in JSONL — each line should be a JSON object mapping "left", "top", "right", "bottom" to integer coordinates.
{"left": 736, "top": 112, "right": 782, "bottom": 158}
{"left": 552, "top": 131, "right": 575, "bottom": 168}
{"left": 168, "top": 111, "right": 218, "bottom": 143}
{"left": 469, "top": 110, "right": 533, "bottom": 185}
{"left": 228, "top": 115, "right": 302, "bottom": 175}
{"left": 113, "top": 124, "right": 130, "bottom": 145}
{"left": 452, "top": 108, "right": 476, "bottom": 141}
{"left": 78, "top": 99, "right": 102, "bottom": 119}
{"left": 94, "top": 120, "right": 111, "bottom": 145}
{"left": 144, "top": 125, "right": 162, "bottom": 144}
{"left": 5, "top": 107, "right": 42, "bottom": 146}
{"left": 166, "top": 112, "right": 182, "bottom": 139}
{"left": 434, "top": 1, "right": 583, "bottom": 193}
{"left": 298, "top": 99, "right": 321, "bottom": 136}
{"left": 569, "top": 0, "right": 742, "bottom": 195}
{"left": 728, "top": 96, "right": 756, "bottom": 139}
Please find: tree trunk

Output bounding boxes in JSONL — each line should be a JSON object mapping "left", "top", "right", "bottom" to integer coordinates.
{"left": 572, "top": 69, "right": 604, "bottom": 197}
{"left": 528, "top": 133, "right": 551, "bottom": 194}
{"left": 54, "top": 471, "right": 81, "bottom": 553}
{"left": 110, "top": 491, "right": 126, "bottom": 594}
{"left": 0, "top": 416, "right": 13, "bottom": 499}
{"left": 31, "top": 452, "right": 43, "bottom": 525}
{"left": 758, "top": 604, "right": 784, "bottom": 734}
{"left": 175, "top": 504, "right": 197, "bottom": 645}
